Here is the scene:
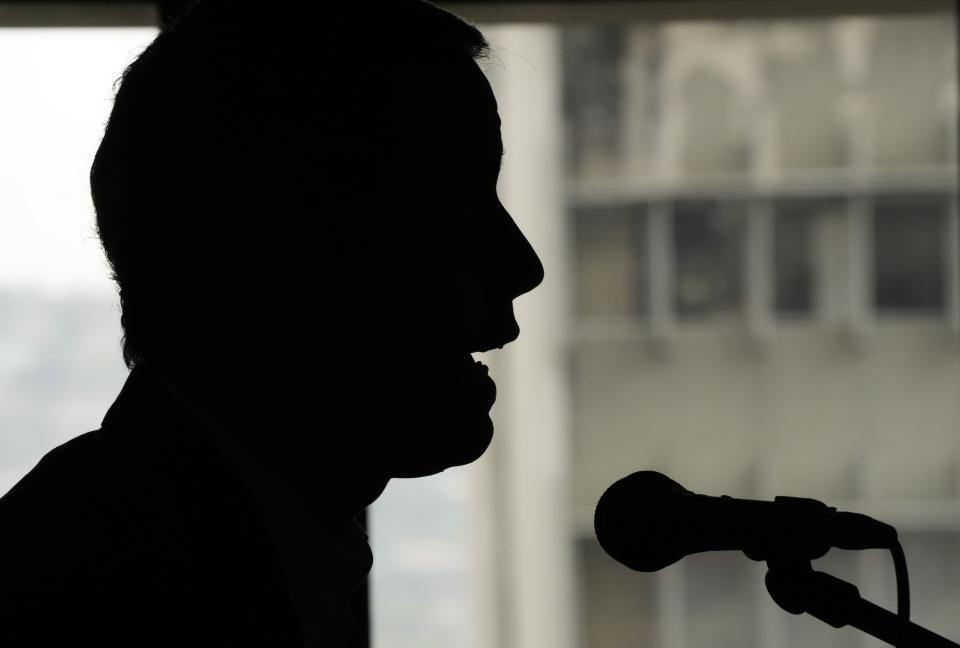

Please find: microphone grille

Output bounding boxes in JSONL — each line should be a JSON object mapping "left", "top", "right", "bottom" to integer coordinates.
{"left": 594, "top": 471, "right": 690, "bottom": 572}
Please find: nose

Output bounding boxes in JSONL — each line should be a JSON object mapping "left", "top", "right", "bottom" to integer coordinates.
{"left": 496, "top": 201, "right": 544, "bottom": 300}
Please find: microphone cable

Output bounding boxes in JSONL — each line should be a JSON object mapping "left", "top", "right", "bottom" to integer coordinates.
{"left": 891, "top": 538, "right": 910, "bottom": 622}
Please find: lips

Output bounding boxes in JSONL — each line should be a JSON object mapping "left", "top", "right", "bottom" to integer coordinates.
{"left": 454, "top": 353, "right": 496, "bottom": 411}
{"left": 471, "top": 357, "right": 489, "bottom": 375}
{"left": 462, "top": 321, "right": 520, "bottom": 354}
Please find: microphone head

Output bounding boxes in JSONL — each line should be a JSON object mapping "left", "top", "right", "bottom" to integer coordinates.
{"left": 594, "top": 471, "right": 694, "bottom": 572}
{"left": 595, "top": 471, "right": 900, "bottom": 572}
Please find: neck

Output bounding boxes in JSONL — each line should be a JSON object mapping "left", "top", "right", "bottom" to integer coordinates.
{"left": 145, "top": 358, "right": 390, "bottom": 518}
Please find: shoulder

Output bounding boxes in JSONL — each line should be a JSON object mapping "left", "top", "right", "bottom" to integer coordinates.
{"left": 2, "top": 428, "right": 109, "bottom": 504}
{"left": 0, "top": 428, "right": 220, "bottom": 643}
{"left": 0, "top": 430, "right": 126, "bottom": 584}
{"left": 0, "top": 365, "right": 306, "bottom": 643}
{"left": 0, "top": 422, "right": 210, "bottom": 597}
{"left": 0, "top": 430, "right": 111, "bottom": 535}
{"left": 0, "top": 431, "right": 129, "bottom": 639}
{"left": 0, "top": 423, "right": 300, "bottom": 645}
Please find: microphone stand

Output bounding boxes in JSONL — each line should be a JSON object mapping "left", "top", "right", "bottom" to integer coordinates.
{"left": 764, "top": 559, "right": 959, "bottom": 648}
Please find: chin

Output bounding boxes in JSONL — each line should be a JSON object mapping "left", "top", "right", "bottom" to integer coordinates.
{"left": 445, "top": 410, "right": 495, "bottom": 469}
{"left": 376, "top": 352, "right": 498, "bottom": 477}
{"left": 387, "top": 408, "right": 495, "bottom": 478}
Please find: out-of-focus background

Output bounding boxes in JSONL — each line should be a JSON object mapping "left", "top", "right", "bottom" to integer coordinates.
{"left": 0, "top": 22, "right": 152, "bottom": 490}
{"left": 0, "top": 3, "right": 957, "bottom": 648}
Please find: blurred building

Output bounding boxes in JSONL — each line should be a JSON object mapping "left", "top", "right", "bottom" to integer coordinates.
{"left": 0, "top": 6, "right": 957, "bottom": 648}
{"left": 470, "top": 9, "right": 959, "bottom": 648}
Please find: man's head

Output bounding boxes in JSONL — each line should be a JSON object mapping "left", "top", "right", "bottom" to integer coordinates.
{"left": 92, "top": 0, "right": 543, "bottom": 501}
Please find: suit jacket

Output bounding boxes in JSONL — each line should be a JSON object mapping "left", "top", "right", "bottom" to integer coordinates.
{"left": 0, "top": 366, "right": 366, "bottom": 647}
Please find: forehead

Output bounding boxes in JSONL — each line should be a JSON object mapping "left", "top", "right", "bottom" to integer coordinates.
{"left": 386, "top": 54, "right": 501, "bottom": 151}
{"left": 450, "top": 58, "right": 500, "bottom": 130}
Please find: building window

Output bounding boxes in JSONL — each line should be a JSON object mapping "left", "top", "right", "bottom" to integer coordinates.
{"left": 572, "top": 205, "right": 649, "bottom": 319}
{"left": 873, "top": 194, "right": 948, "bottom": 314}
{"left": 562, "top": 25, "right": 627, "bottom": 179}
{"left": 773, "top": 200, "right": 818, "bottom": 316}
{"left": 387, "top": 8, "right": 960, "bottom": 648}
{"left": 673, "top": 200, "right": 745, "bottom": 319}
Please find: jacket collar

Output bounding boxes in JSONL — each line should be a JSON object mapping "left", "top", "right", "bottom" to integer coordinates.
{"left": 102, "top": 363, "right": 371, "bottom": 646}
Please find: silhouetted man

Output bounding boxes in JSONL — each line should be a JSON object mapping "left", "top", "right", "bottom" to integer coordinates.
{"left": 0, "top": 1, "right": 543, "bottom": 645}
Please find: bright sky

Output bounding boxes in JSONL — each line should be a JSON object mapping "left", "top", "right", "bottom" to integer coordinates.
{"left": 0, "top": 28, "right": 158, "bottom": 297}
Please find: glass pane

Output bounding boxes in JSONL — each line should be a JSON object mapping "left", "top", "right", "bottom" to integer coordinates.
{"left": 764, "top": 20, "right": 849, "bottom": 171}
{"left": 672, "top": 24, "right": 752, "bottom": 176}
{"left": 0, "top": 27, "right": 156, "bottom": 493}
{"left": 868, "top": 16, "right": 955, "bottom": 167}
{"left": 572, "top": 205, "right": 648, "bottom": 319}
{"left": 773, "top": 198, "right": 848, "bottom": 318}
{"left": 562, "top": 25, "right": 626, "bottom": 179}
{"left": 873, "top": 194, "right": 947, "bottom": 313}
{"left": 673, "top": 200, "right": 745, "bottom": 318}
{"left": 773, "top": 202, "right": 815, "bottom": 315}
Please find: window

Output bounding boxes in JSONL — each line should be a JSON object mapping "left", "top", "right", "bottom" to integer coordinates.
{"left": 873, "top": 194, "right": 948, "bottom": 314}
{"left": 559, "top": 11, "right": 960, "bottom": 648}
{"left": 773, "top": 197, "right": 850, "bottom": 319}
{"left": 563, "top": 25, "right": 628, "bottom": 179}
{"left": 773, "top": 199, "right": 817, "bottom": 316}
{"left": 379, "top": 6, "right": 960, "bottom": 648}
{"left": 562, "top": 14, "right": 959, "bottom": 331}
{"left": 673, "top": 200, "right": 745, "bottom": 319}
{"left": 1, "top": 5, "right": 957, "bottom": 648}
{"left": 0, "top": 23, "right": 156, "bottom": 493}
{"left": 572, "top": 205, "right": 649, "bottom": 319}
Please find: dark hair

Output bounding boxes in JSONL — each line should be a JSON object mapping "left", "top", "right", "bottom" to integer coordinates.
{"left": 91, "top": 0, "right": 489, "bottom": 368}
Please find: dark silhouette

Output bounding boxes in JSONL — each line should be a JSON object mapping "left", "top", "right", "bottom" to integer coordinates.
{"left": 593, "top": 471, "right": 898, "bottom": 572}
{"left": 595, "top": 471, "right": 960, "bottom": 648}
{"left": 0, "top": 1, "right": 543, "bottom": 645}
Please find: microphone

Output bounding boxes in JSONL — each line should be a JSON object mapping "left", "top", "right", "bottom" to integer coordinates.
{"left": 594, "top": 471, "right": 898, "bottom": 572}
